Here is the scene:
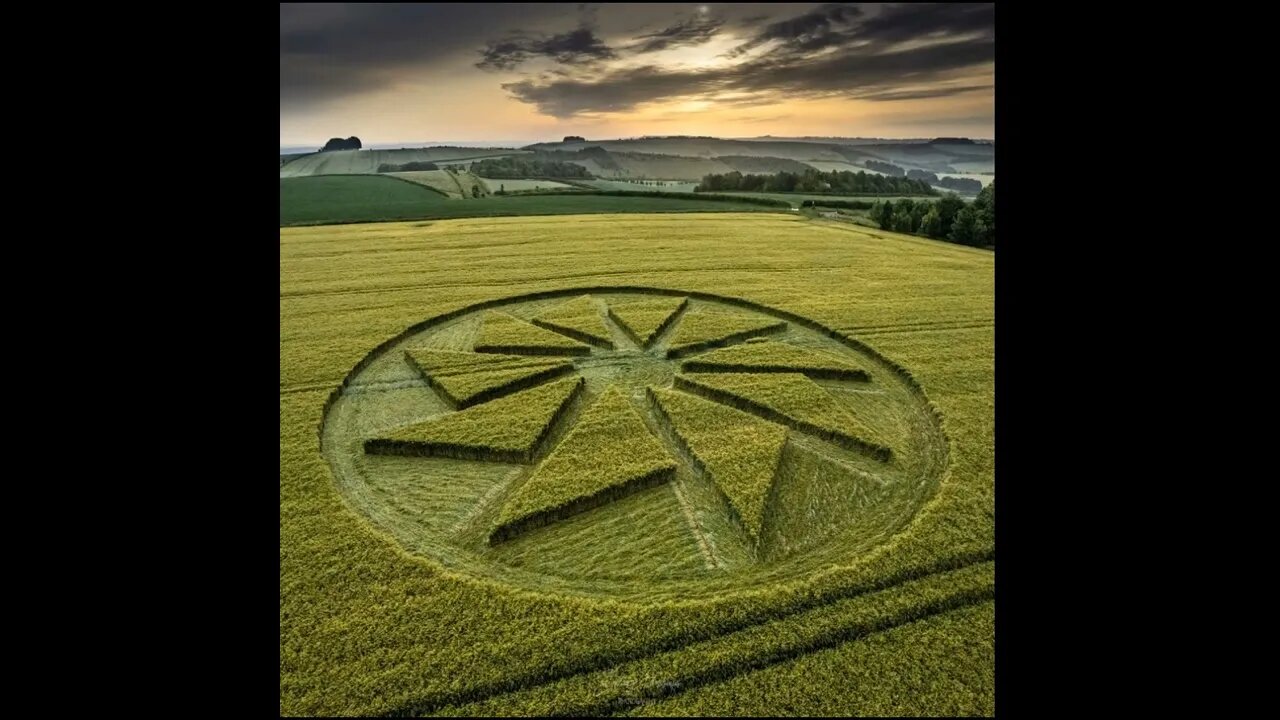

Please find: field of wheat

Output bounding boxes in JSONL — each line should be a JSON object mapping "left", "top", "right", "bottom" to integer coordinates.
{"left": 280, "top": 212, "right": 994, "bottom": 715}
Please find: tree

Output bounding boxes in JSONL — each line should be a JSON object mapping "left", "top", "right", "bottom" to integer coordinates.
{"left": 892, "top": 208, "right": 916, "bottom": 233}
{"left": 919, "top": 207, "right": 943, "bottom": 237}
{"left": 935, "top": 193, "right": 966, "bottom": 238}
{"left": 975, "top": 182, "right": 995, "bottom": 246}
{"left": 471, "top": 185, "right": 481, "bottom": 198}
{"left": 874, "top": 200, "right": 895, "bottom": 229}
{"left": 321, "top": 136, "right": 362, "bottom": 151}
{"left": 949, "top": 206, "right": 979, "bottom": 246}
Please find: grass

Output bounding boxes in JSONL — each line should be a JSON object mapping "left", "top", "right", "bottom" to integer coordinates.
{"left": 648, "top": 387, "right": 788, "bottom": 542}
{"left": 681, "top": 339, "right": 870, "bottom": 380}
{"left": 676, "top": 373, "right": 889, "bottom": 460}
{"left": 365, "top": 377, "right": 584, "bottom": 463}
{"left": 280, "top": 175, "right": 448, "bottom": 225}
{"left": 607, "top": 297, "right": 688, "bottom": 348}
{"left": 475, "top": 311, "right": 592, "bottom": 356}
{"left": 280, "top": 181, "right": 785, "bottom": 226}
{"left": 389, "top": 169, "right": 491, "bottom": 198}
{"left": 404, "top": 349, "right": 573, "bottom": 408}
{"left": 492, "top": 386, "right": 677, "bottom": 543}
{"left": 530, "top": 295, "right": 614, "bottom": 348}
{"left": 664, "top": 311, "right": 786, "bottom": 358}
{"left": 281, "top": 212, "right": 994, "bottom": 715}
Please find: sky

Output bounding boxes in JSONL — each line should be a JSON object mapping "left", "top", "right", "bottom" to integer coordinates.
{"left": 280, "top": 3, "right": 994, "bottom": 148}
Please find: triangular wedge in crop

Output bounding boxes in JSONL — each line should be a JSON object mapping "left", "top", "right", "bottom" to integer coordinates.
{"left": 648, "top": 387, "right": 788, "bottom": 542}
{"left": 405, "top": 349, "right": 574, "bottom": 408}
{"left": 364, "top": 377, "right": 584, "bottom": 463}
{"left": 606, "top": 296, "right": 688, "bottom": 348}
{"left": 491, "top": 386, "right": 676, "bottom": 543}
{"left": 679, "top": 340, "right": 869, "bottom": 381}
{"left": 674, "top": 372, "right": 890, "bottom": 460}
{"left": 664, "top": 311, "right": 786, "bottom": 358}
{"left": 474, "top": 311, "right": 592, "bottom": 356}
{"left": 530, "top": 295, "right": 614, "bottom": 348}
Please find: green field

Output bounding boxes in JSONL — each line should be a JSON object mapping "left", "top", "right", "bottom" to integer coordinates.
{"left": 280, "top": 175, "right": 449, "bottom": 225}
{"left": 281, "top": 212, "right": 994, "bottom": 715}
{"left": 281, "top": 176, "right": 785, "bottom": 226}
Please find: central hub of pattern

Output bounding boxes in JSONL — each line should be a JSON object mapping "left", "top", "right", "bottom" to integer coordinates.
{"left": 321, "top": 288, "right": 948, "bottom": 600}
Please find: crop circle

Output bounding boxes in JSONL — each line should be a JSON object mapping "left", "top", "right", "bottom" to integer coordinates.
{"left": 320, "top": 287, "right": 949, "bottom": 601}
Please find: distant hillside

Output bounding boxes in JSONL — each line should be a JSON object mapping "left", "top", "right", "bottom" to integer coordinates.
{"left": 279, "top": 147, "right": 530, "bottom": 177}
{"left": 529, "top": 136, "right": 992, "bottom": 177}
{"left": 527, "top": 137, "right": 869, "bottom": 164}
{"left": 279, "top": 137, "right": 993, "bottom": 183}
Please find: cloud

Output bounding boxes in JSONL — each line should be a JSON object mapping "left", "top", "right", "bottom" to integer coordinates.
{"left": 626, "top": 15, "right": 726, "bottom": 53}
{"left": 280, "top": 3, "right": 575, "bottom": 110}
{"left": 502, "top": 4, "right": 995, "bottom": 118}
{"left": 728, "top": 3, "right": 864, "bottom": 57}
{"left": 477, "top": 27, "right": 617, "bottom": 71}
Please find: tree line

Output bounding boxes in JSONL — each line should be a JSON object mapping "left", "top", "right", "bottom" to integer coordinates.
{"left": 864, "top": 182, "right": 994, "bottom": 247}
{"left": 695, "top": 169, "right": 936, "bottom": 195}
{"left": 865, "top": 159, "right": 905, "bottom": 176}
{"left": 377, "top": 161, "right": 439, "bottom": 172}
{"left": 935, "top": 176, "right": 983, "bottom": 193}
{"left": 469, "top": 155, "right": 594, "bottom": 178}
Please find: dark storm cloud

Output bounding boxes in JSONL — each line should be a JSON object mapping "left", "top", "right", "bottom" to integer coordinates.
{"left": 728, "top": 3, "right": 864, "bottom": 57}
{"left": 280, "top": 3, "right": 577, "bottom": 109}
{"left": 282, "top": 4, "right": 994, "bottom": 119}
{"left": 503, "top": 3, "right": 995, "bottom": 117}
{"left": 477, "top": 27, "right": 617, "bottom": 71}
{"left": 627, "top": 15, "right": 726, "bottom": 53}
{"left": 855, "top": 3, "right": 995, "bottom": 44}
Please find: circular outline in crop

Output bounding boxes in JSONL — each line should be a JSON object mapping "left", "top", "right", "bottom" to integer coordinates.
{"left": 319, "top": 286, "right": 951, "bottom": 601}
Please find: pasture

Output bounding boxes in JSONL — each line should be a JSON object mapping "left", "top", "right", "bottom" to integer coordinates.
{"left": 280, "top": 176, "right": 785, "bottom": 226}
{"left": 281, "top": 212, "right": 994, "bottom": 715}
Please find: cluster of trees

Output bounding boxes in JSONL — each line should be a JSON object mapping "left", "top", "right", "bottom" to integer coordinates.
{"left": 935, "top": 176, "right": 983, "bottom": 193}
{"left": 321, "top": 136, "right": 361, "bottom": 151}
{"left": 868, "top": 182, "right": 994, "bottom": 247}
{"left": 377, "top": 161, "right": 439, "bottom": 172}
{"left": 894, "top": 169, "right": 983, "bottom": 194}
{"left": 864, "top": 160, "right": 905, "bottom": 177}
{"left": 469, "top": 155, "right": 593, "bottom": 178}
{"left": 562, "top": 135, "right": 586, "bottom": 142}
{"left": 696, "top": 169, "right": 935, "bottom": 195}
